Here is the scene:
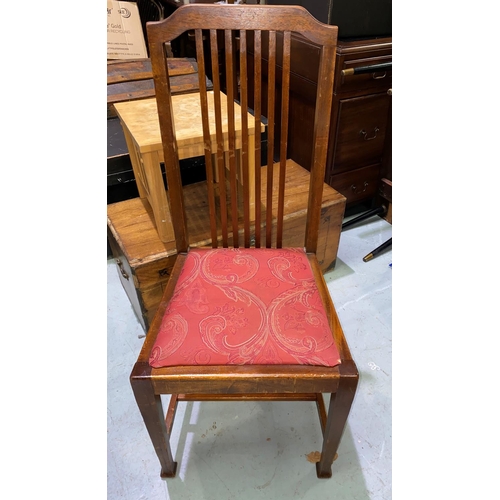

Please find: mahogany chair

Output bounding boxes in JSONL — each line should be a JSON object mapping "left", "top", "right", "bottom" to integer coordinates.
{"left": 130, "top": 3, "right": 358, "bottom": 479}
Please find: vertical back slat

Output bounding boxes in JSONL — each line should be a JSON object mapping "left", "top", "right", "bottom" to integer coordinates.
{"left": 276, "top": 31, "right": 291, "bottom": 248}
{"left": 253, "top": 30, "right": 262, "bottom": 248}
{"left": 195, "top": 29, "right": 218, "bottom": 248}
{"left": 265, "top": 31, "right": 276, "bottom": 248}
{"left": 239, "top": 30, "right": 251, "bottom": 247}
{"left": 225, "top": 30, "right": 239, "bottom": 248}
{"left": 210, "top": 29, "right": 229, "bottom": 247}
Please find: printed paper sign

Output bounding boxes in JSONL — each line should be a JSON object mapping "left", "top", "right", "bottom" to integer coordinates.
{"left": 107, "top": 1, "right": 148, "bottom": 60}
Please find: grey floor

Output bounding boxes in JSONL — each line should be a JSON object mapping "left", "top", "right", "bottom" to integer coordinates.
{"left": 107, "top": 214, "right": 392, "bottom": 499}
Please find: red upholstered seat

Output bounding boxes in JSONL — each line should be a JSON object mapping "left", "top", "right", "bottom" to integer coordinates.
{"left": 149, "top": 247, "right": 341, "bottom": 368}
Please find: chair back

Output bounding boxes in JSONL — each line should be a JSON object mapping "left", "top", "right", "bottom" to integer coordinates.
{"left": 147, "top": 4, "right": 338, "bottom": 253}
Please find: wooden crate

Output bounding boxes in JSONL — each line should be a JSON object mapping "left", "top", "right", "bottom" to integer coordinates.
{"left": 107, "top": 160, "right": 346, "bottom": 331}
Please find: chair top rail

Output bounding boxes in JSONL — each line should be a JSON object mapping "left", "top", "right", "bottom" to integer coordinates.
{"left": 146, "top": 4, "right": 338, "bottom": 46}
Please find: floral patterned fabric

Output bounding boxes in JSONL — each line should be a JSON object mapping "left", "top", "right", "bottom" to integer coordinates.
{"left": 149, "top": 247, "right": 341, "bottom": 368}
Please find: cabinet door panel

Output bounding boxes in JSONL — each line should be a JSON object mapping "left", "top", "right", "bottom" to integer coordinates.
{"left": 333, "top": 93, "right": 390, "bottom": 173}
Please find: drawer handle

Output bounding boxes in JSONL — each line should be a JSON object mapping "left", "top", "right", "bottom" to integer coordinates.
{"left": 351, "top": 182, "right": 369, "bottom": 194}
{"left": 116, "top": 258, "right": 129, "bottom": 281}
{"left": 372, "top": 71, "right": 387, "bottom": 80}
{"left": 359, "top": 127, "right": 380, "bottom": 141}
{"left": 158, "top": 268, "right": 170, "bottom": 278}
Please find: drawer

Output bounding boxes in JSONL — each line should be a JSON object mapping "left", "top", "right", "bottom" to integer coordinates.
{"left": 333, "top": 93, "right": 391, "bottom": 173}
{"left": 329, "top": 164, "right": 381, "bottom": 205}
{"left": 337, "top": 54, "right": 392, "bottom": 95}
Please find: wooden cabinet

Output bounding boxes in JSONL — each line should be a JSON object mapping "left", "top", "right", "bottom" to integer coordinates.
{"left": 328, "top": 38, "right": 392, "bottom": 206}
{"left": 247, "top": 35, "right": 392, "bottom": 208}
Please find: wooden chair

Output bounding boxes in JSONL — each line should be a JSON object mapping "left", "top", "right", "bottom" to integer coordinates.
{"left": 130, "top": 3, "right": 358, "bottom": 479}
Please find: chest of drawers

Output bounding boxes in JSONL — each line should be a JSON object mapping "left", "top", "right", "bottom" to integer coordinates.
{"left": 247, "top": 35, "right": 392, "bottom": 208}
{"left": 328, "top": 38, "right": 392, "bottom": 206}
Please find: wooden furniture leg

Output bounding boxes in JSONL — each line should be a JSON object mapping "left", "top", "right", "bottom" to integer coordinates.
{"left": 120, "top": 125, "right": 150, "bottom": 201}
{"left": 130, "top": 369, "right": 178, "bottom": 478}
{"left": 317, "top": 361, "right": 358, "bottom": 478}
{"left": 141, "top": 151, "right": 175, "bottom": 243}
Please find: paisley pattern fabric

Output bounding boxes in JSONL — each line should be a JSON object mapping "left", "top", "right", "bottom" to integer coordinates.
{"left": 149, "top": 248, "right": 341, "bottom": 368}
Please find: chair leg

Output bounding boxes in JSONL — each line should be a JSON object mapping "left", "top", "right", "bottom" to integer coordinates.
{"left": 316, "top": 361, "right": 358, "bottom": 478}
{"left": 130, "top": 372, "right": 178, "bottom": 478}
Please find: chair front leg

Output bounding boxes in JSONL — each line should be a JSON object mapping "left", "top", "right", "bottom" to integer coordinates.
{"left": 317, "top": 360, "right": 358, "bottom": 478}
{"left": 130, "top": 371, "right": 177, "bottom": 478}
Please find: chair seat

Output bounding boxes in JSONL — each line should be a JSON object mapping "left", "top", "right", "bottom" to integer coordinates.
{"left": 149, "top": 247, "right": 341, "bottom": 368}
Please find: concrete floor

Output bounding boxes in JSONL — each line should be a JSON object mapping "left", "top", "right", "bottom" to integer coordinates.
{"left": 107, "top": 213, "right": 392, "bottom": 499}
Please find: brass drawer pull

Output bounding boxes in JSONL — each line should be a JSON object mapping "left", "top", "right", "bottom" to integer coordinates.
{"left": 116, "top": 258, "right": 129, "bottom": 280}
{"left": 359, "top": 127, "right": 380, "bottom": 141}
{"left": 351, "top": 182, "right": 369, "bottom": 194}
{"left": 372, "top": 71, "right": 387, "bottom": 80}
